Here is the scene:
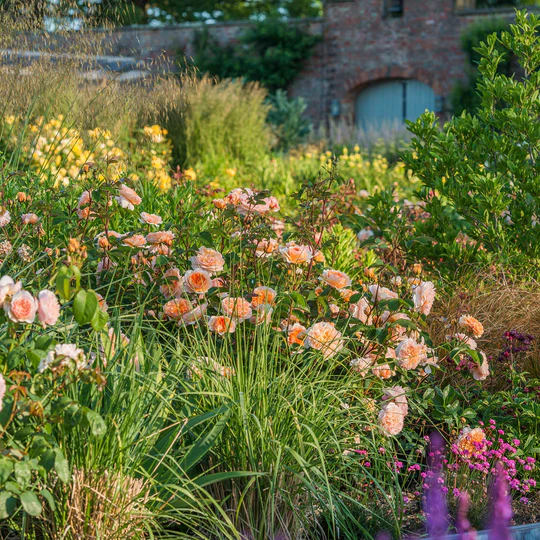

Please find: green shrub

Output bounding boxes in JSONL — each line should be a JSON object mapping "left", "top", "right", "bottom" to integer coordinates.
{"left": 450, "top": 16, "right": 511, "bottom": 115}
{"left": 155, "top": 73, "right": 271, "bottom": 170}
{"left": 400, "top": 11, "right": 540, "bottom": 276}
{"left": 193, "top": 19, "right": 320, "bottom": 92}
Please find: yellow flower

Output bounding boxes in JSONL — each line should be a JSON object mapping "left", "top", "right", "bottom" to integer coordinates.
{"left": 225, "top": 167, "right": 237, "bottom": 177}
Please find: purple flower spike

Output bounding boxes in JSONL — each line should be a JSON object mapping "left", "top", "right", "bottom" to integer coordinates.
{"left": 376, "top": 532, "right": 391, "bottom": 540}
{"left": 457, "top": 491, "right": 476, "bottom": 540}
{"left": 488, "top": 461, "right": 513, "bottom": 540}
{"left": 424, "top": 432, "right": 449, "bottom": 539}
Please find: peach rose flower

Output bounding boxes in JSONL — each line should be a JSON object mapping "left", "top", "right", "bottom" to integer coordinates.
{"left": 184, "top": 269, "right": 213, "bottom": 294}
{"left": 372, "top": 363, "right": 395, "bottom": 379}
{"left": 182, "top": 303, "right": 208, "bottom": 325}
{"left": 395, "top": 337, "right": 428, "bottom": 370}
{"left": 21, "top": 213, "right": 39, "bottom": 225}
{"left": 250, "top": 304, "right": 273, "bottom": 325}
{"left": 382, "top": 386, "right": 408, "bottom": 416}
{"left": 255, "top": 238, "right": 279, "bottom": 258}
{"left": 304, "top": 321, "right": 344, "bottom": 359}
{"left": 212, "top": 198, "right": 227, "bottom": 210}
{"left": 279, "top": 242, "right": 313, "bottom": 265}
{"left": 221, "top": 297, "right": 252, "bottom": 321}
{"left": 470, "top": 351, "right": 490, "bottom": 381}
{"left": 190, "top": 246, "right": 225, "bottom": 275}
{"left": 146, "top": 231, "right": 175, "bottom": 246}
{"left": 6, "top": 290, "right": 37, "bottom": 323}
{"left": 320, "top": 269, "right": 352, "bottom": 290}
{"left": 208, "top": 315, "right": 236, "bottom": 335}
{"left": 140, "top": 212, "right": 163, "bottom": 226}
{"left": 122, "top": 234, "right": 147, "bottom": 248}
{"left": 251, "top": 286, "right": 277, "bottom": 307}
{"left": 310, "top": 247, "right": 325, "bottom": 263}
{"left": 163, "top": 298, "right": 193, "bottom": 321}
{"left": 378, "top": 402, "right": 404, "bottom": 436}
{"left": 37, "top": 290, "right": 60, "bottom": 327}
{"left": 349, "top": 297, "right": 371, "bottom": 323}
{"left": 452, "top": 333, "right": 477, "bottom": 350}
{"left": 287, "top": 322, "right": 307, "bottom": 345}
{"left": 456, "top": 427, "right": 486, "bottom": 455}
{"left": 160, "top": 268, "right": 184, "bottom": 298}
{"left": 458, "top": 315, "right": 484, "bottom": 338}
{"left": 369, "top": 285, "right": 398, "bottom": 302}
{"left": 115, "top": 184, "right": 142, "bottom": 211}
{"left": 412, "top": 281, "right": 436, "bottom": 315}
{"left": 350, "top": 355, "right": 374, "bottom": 376}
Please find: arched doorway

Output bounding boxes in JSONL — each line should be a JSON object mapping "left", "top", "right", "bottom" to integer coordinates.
{"left": 355, "top": 79, "right": 436, "bottom": 129}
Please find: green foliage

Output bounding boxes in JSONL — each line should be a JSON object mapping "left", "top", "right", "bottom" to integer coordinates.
{"left": 450, "top": 17, "right": 511, "bottom": 115}
{"left": 193, "top": 19, "right": 321, "bottom": 92}
{"left": 402, "top": 11, "right": 540, "bottom": 276}
{"left": 267, "top": 89, "right": 312, "bottom": 151}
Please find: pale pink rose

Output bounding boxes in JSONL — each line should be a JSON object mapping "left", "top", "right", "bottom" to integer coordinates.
{"left": 6, "top": 290, "right": 37, "bottom": 323}
{"left": 349, "top": 297, "right": 371, "bottom": 323}
{"left": 412, "top": 281, "right": 436, "bottom": 315}
{"left": 368, "top": 285, "right": 398, "bottom": 302}
{"left": 122, "top": 234, "right": 147, "bottom": 248}
{"left": 357, "top": 229, "right": 374, "bottom": 242}
{"left": 140, "top": 212, "right": 163, "bottom": 226}
{"left": 304, "top": 321, "right": 344, "bottom": 359}
{"left": 395, "top": 338, "right": 428, "bottom": 370}
{"left": 378, "top": 402, "right": 404, "bottom": 436}
{"left": 182, "top": 303, "right": 207, "bottom": 325}
{"left": 255, "top": 238, "right": 279, "bottom": 258}
{"left": 372, "top": 363, "right": 395, "bottom": 379}
{"left": 470, "top": 351, "right": 490, "bottom": 381}
{"left": 39, "top": 343, "right": 87, "bottom": 372}
{"left": 320, "top": 269, "right": 352, "bottom": 290}
{"left": 350, "top": 356, "right": 374, "bottom": 376}
{"left": 251, "top": 286, "right": 277, "bottom": 307}
{"left": 458, "top": 315, "right": 484, "bottom": 338}
{"left": 221, "top": 297, "right": 252, "bottom": 321}
{"left": 382, "top": 386, "right": 408, "bottom": 416}
{"left": 190, "top": 246, "right": 225, "bottom": 275}
{"left": 208, "top": 315, "right": 236, "bottom": 335}
{"left": 37, "top": 290, "right": 60, "bottom": 327}
{"left": 452, "top": 333, "right": 477, "bottom": 350}
{"left": 21, "top": 213, "right": 39, "bottom": 225}
{"left": 279, "top": 242, "right": 312, "bottom": 265}
{"left": 160, "top": 268, "right": 184, "bottom": 298}
{"left": 184, "top": 269, "right": 213, "bottom": 294}
{"left": 0, "top": 276, "right": 22, "bottom": 304}
{"left": 115, "top": 184, "right": 142, "bottom": 210}
{"left": 0, "top": 373, "right": 5, "bottom": 412}
{"left": 0, "top": 210, "right": 11, "bottom": 227}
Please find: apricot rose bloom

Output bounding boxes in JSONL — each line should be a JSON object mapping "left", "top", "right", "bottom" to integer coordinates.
{"left": 184, "top": 269, "right": 213, "bottom": 294}
{"left": 320, "top": 269, "right": 352, "bottom": 290}
{"left": 6, "top": 290, "right": 37, "bottom": 323}
{"left": 146, "top": 231, "right": 175, "bottom": 246}
{"left": 140, "top": 212, "right": 163, "bottom": 226}
{"left": 255, "top": 238, "right": 279, "bottom": 258}
{"left": 458, "top": 315, "right": 484, "bottom": 338}
{"left": 350, "top": 356, "right": 374, "bottom": 376}
{"left": 37, "top": 290, "right": 60, "bottom": 327}
{"left": 163, "top": 298, "right": 193, "bottom": 321}
{"left": 378, "top": 402, "right": 404, "bottom": 436}
{"left": 470, "top": 351, "right": 490, "bottom": 381}
{"left": 221, "top": 297, "right": 252, "bottom": 321}
{"left": 287, "top": 323, "right": 307, "bottom": 345}
{"left": 349, "top": 297, "right": 371, "bottom": 323}
{"left": 251, "top": 286, "right": 277, "bottom": 307}
{"left": 372, "top": 363, "right": 395, "bottom": 379}
{"left": 457, "top": 427, "right": 487, "bottom": 455}
{"left": 160, "top": 268, "right": 184, "bottom": 298}
{"left": 122, "top": 234, "right": 147, "bottom": 248}
{"left": 208, "top": 315, "right": 236, "bottom": 335}
{"left": 382, "top": 386, "right": 408, "bottom": 416}
{"left": 304, "top": 321, "right": 344, "bottom": 359}
{"left": 369, "top": 285, "right": 398, "bottom": 302}
{"left": 395, "top": 337, "right": 428, "bottom": 370}
{"left": 190, "top": 246, "right": 225, "bottom": 275}
{"left": 115, "top": 184, "right": 142, "bottom": 211}
{"left": 279, "top": 242, "right": 312, "bottom": 265}
{"left": 412, "top": 281, "right": 436, "bottom": 315}
{"left": 21, "top": 213, "right": 39, "bottom": 225}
